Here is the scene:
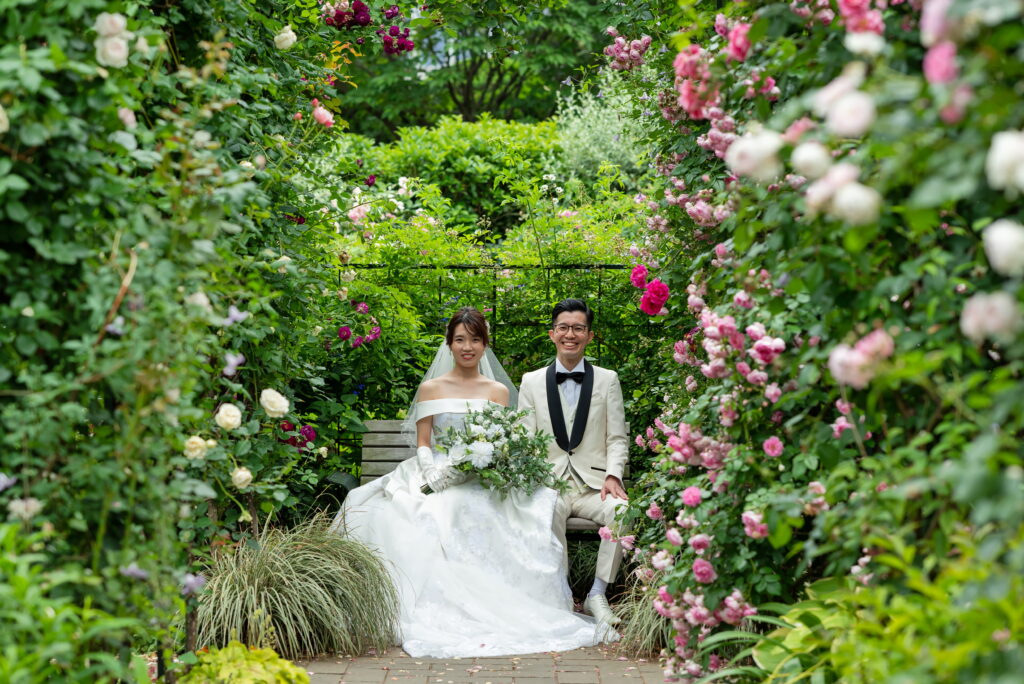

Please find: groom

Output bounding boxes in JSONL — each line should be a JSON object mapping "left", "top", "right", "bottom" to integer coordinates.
{"left": 519, "top": 299, "right": 629, "bottom": 626}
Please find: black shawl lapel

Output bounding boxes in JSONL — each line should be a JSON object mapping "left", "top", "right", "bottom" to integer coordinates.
{"left": 568, "top": 360, "right": 594, "bottom": 451}
{"left": 545, "top": 364, "right": 570, "bottom": 452}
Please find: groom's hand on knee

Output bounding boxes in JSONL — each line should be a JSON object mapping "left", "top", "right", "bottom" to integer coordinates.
{"left": 600, "top": 475, "right": 628, "bottom": 501}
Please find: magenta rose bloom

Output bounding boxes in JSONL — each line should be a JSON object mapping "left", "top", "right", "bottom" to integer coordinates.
{"left": 337, "top": 326, "right": 352, "bottom": 340}
{"left": 630, "top": 264, "right": 648, "bottom": 288}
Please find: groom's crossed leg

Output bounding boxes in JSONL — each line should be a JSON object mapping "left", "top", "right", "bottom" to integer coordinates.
{"left": 553, "top": 479, "right": 628, "bottom": 586}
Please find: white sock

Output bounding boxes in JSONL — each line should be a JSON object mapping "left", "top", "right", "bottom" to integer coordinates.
{"left": 588, "top": 578, "right": 608, "bottom": 598}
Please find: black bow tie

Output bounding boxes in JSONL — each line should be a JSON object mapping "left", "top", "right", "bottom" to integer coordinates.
{"left": 556, "top": 371, "right": 585, "bottom": 385}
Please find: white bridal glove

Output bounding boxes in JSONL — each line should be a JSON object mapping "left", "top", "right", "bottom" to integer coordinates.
{"left": 417, "top": 446, "right": 451, "bottom": 492}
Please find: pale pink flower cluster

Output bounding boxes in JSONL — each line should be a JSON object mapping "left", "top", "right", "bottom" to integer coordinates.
{"left": 750, "top": 335, "right": 786, "bottom": 365}
{"left": 603, "top": 28, "right": 652, "bottom": 71}
{"left": 742, "top": 72, "right": 779, "bottom": 100}
{"left": 673, "top": 45, "right": 720, "bottom": 120}
{"left": 924, "top": 40, "right": 958, "bottom": 84}
{"left": 688, "top": 533, "right": 712, "bottom": 555}
{"left": 680, "top": 486, "right": 703, "bottom": 507}
{"left": 803, "top": 481, "right": 830, "bottom": 514}
{"left": 696, "top": 111, "right": 738, "bottom": 159}
{"left": 665, "top": 422, "right": 733, "bottom": 471}
{"left": 311, "top": 98, "right": 335, "bottom": 127}
{"left": 837, "top": 0, "right": 884, "bottom": 35}
{"left": 789, "top": 0, "right": 836, "bottom": 25}
{"left": 718, "top": 589, "right": 758, "bottom": 625}
{"left": 849, "top": 548, "right": 874, "bottom": 585}
{"left": 725, "top": 127, "right": 784, "bottom": 183}
{"left": 920, "top": 0, "right": 954, "bottom": 47}
{"left": 960, "top": 292, "right": 1022, "bottom": 344}
{"left": 646, "top": 501, "right": 664, "bottom": 520}
{"left": 742, "top": 510, "right": 769, "bottom": 538}
{"left": 725, "top": 23, "right": 752, "bottom": 62}
{"left": 651, "top": 549, "right": 675, "bottom": 571}
{"left": 827, "top": 328, "right": 895, "bottom": 388}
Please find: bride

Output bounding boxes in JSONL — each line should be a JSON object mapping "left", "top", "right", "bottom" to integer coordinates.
{"left": 332, "top": 307, "right": 616, "bottom": 658}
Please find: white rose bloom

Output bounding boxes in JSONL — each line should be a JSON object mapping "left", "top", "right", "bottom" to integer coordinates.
{"left": 205, "top": 439, "right": 217, "bottom": 448}
{"left": 20, "top": 306, "right": 34, "bottom": 317}
{"left": 95, "top": 36, "right": 130, "bottom": 68}
{"left": 8, "top": 497, "right": 42, "bottom": 521}
{"left": 844, "top": 32, "right": 886, "bottom": 56}
{"left": 183, "top": 435, "right": 207, "bottom": 460}
{"left": 725, "top": 129, "right": 783, "bottom": 183}
{"left": 0, "top": 104, "right": 9, "bottom": 135}
{"left": 791, "top": 142, "right": 833, "bottom": 180}
{"left": 985, "top": 130, "right": 1024, "bottom": 194}
{"left": 185, "top": 291, "right": 212, "bottom": 311}
{"left": 468, "top": 424, "right": 487, "bottom": 436}
{"left": 804, "top": 162, "right": 860, "bottom": 214}
{"left": 812, "top": 61, "right": 867, "bottom": 117}
{"left": 231, "top": 467, "right": 253, "bottom": 489}
{"left": 215, "top": 403, "right": 242, "bottom": 430}
{"left": 961, "top": 291, "right": 1023, "bottom": 343}
{"left": 830, "top": 182, "right": 882, "bottom": 225}
{"left": 983, "top": 219, "right": 1024, "bottom": 277}
{"left": 94, "top": 12, "right": 128, "bottom": 37}
{"left": 468, "top": 441, "right": 495, "bottom": 468}
{"left": 259, "top": 389, "right": 289, "bottom": 417}
{"left": 135, "top": 36, "right": 152, "bottom": 57}
{"left": 447, "top": 443, "right": 468, "bottom": 465}
{"left": 318, "top": 446, "right": 329, "bottom": 458}
{"left": 826, "top": 91, "right": 876, "bottom": 138}
{"left": 274, "top": 25, "right": 298, "bottom": 50}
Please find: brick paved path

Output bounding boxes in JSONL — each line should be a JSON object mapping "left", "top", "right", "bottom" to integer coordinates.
{"left": 297, "top": 645, "right": 664, "bottom": 684}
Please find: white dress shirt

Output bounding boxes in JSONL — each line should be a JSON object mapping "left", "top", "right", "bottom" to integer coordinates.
{"left": 554, "top": 358, "right": 584, "bottom": 411}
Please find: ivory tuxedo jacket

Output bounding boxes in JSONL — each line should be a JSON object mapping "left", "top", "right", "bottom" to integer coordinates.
{"left": 518, "top": 360, "right": 629, "bottom": 491}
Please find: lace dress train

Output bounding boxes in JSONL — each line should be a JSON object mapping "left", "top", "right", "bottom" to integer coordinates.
{"left": 332, "top": 398, "right": 616, "bottom": 658}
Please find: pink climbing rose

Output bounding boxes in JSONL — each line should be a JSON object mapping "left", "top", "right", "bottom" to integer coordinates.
{"left": 688, "top": 533, "right": 711, "bottom": 554}
{"left": 666, "top": 528, "right": 683, "bottom": 546}
{"left": 640, "top": 279, "right": 670, "bottom": 315}
{"left": 763, "top": 436, "right": 784, "bottom": 457}
{"left": 742, "top": 511, "right": 769, "bottom": 539}
{"left": 630, "top": 264, "right": 648, "bottom": 288}
{"left": 681, "top": 486, "right": 703, "bottom": 507}
{"left": 924, "top": 41, "right": 958, "bottom": 84}
{"left": 646, "top": 501, "right": 664, "bottom": 520}
{"left": 726, "top": 23, "right": 752, "bottom": 61}
{"left": 692, "top": 558, "right": 718, "bottom": 584}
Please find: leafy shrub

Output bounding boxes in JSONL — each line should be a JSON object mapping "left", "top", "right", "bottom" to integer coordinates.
{"left": 196, "top": 516, "right": 399, "bottom": 658}
{"left": 178, "top": 641, "right": 308, "bottom": 684}
{"left": 363, "top": 114, "right": 561, "bottom": 233}
{"left": 547, "top": 67, "right": 654, "bottom": 189}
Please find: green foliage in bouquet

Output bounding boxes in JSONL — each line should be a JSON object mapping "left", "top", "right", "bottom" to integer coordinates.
{"left": 195, "top": 516, "right": 398, "bottom": 659}
{"left": 429, "top": 404, "right": 562, "bottom": 498}
{"left": 177, "top": 640, "right": 308, "bottom": 684}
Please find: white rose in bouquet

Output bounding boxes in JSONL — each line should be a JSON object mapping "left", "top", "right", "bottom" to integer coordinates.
{"left": 468, "top": 441, "right": 495, "bottom": 468}
{"left": 984, "top": 219, "right": 1024, "bottom": 277}
{"left": 231, "top": 467, "right": 253, "bottom": 489}
{"left": 468, "top": 423, "right": 487, "bottom": 437}
{"left": 259, "top": 389, "right": 289, "bottom": 418}
{"left": 447, "top": 442, "right": 468, "bottom": 465}
{"left": 215, "top": 403, "right": 242, "bottom": 430}
{"left": 183, "top": 435, "right": 207, "bottom": 460}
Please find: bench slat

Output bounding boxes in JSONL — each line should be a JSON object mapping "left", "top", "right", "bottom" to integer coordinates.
{"left": 362, "top": 432, "right": 412, "bottom": 447}
{"left": 362, "top": 460, "right": 407, "bottom": 476}
{"left": 363, "top": 446, "right": 413, "bottom": 461}
{"left": 364, "top": 419, "right": 404, "bottom": 432}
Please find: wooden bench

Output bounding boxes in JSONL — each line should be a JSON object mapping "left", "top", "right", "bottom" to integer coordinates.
{"left": 359, "top": 419, "right": 629, "bottom": 533}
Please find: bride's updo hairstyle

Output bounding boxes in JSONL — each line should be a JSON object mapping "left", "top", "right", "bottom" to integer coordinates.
{"left": 445, "top": 307, "right": 490, "bottom": 347}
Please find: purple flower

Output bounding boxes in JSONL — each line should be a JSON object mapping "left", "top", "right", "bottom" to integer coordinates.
{"left": 0, "top": 473, "right": 16, "bottom": 492}
{"left": 105, "top": 316, "right": 125, "bottom": 336}
{"left": 120, "top": 562, "right": 150, "bottom": 580}
{"left": 223, "top": 305, "right": 249, "bottom": 326}
{"left": 383, "top": 4, "right": 401, "bottom": 19}
{"left": 181, "top": 572, "right": 207, "bottom": 596}
{"left": 561, "top": 76, "right": 572, "bottom": 86}
{"left": 351, "top": 336, "right": 365, "bottom": 348}
{"left": 355, "top": 301, "right": 369, "bottom": 314}
{"left": 337, "top": 326, "right": 352, "bottom": 340}
{"left": 223, "top": 352, "right": 246, "bottom": 377}
{"left": 300, "top": 424, "right": 317, "bottom": 445}
{"left": 365, "top": 175, "right": 376, "bottom": 187}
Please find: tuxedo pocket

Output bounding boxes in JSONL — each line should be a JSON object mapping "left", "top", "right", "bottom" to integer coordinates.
{"left": 590, "top": 466, "right": 606, "bottom": 472}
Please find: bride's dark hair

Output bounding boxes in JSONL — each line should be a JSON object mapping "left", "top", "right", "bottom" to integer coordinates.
{"left": 445, "top": 307, "right": 490, "bottom": 347}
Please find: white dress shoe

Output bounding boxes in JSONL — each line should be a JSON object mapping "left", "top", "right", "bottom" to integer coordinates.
{"left": 583, "top": 593, "right": 621, "bottom": 626}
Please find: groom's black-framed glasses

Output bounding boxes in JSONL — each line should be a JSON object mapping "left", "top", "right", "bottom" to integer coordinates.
{"left": 553, "top": 323, "right": 589, "bottom": 335}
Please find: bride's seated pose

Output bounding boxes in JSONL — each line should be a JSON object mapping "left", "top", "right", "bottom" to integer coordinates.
{"left": 332, "top": 306, "right": 616, "bottom": 658}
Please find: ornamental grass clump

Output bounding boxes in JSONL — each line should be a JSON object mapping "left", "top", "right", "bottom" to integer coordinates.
{"left": 196, "top": 515, "right": 398, "bottom": 658}
{"left": 613, "top": 570, "right": 673, "bottom": 658}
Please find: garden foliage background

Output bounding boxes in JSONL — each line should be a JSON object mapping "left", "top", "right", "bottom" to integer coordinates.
{"left": 1, "top": 0, "right": 1023, "bottom": 681}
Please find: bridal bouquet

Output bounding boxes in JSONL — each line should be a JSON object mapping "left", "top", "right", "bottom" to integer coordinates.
{"left": 422, "top": 404, "right": 563, "bottom": 498}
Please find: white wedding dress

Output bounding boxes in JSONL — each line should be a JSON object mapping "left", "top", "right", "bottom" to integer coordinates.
{"left": 333, "top": 398, "right": 616, "bottom": 658}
